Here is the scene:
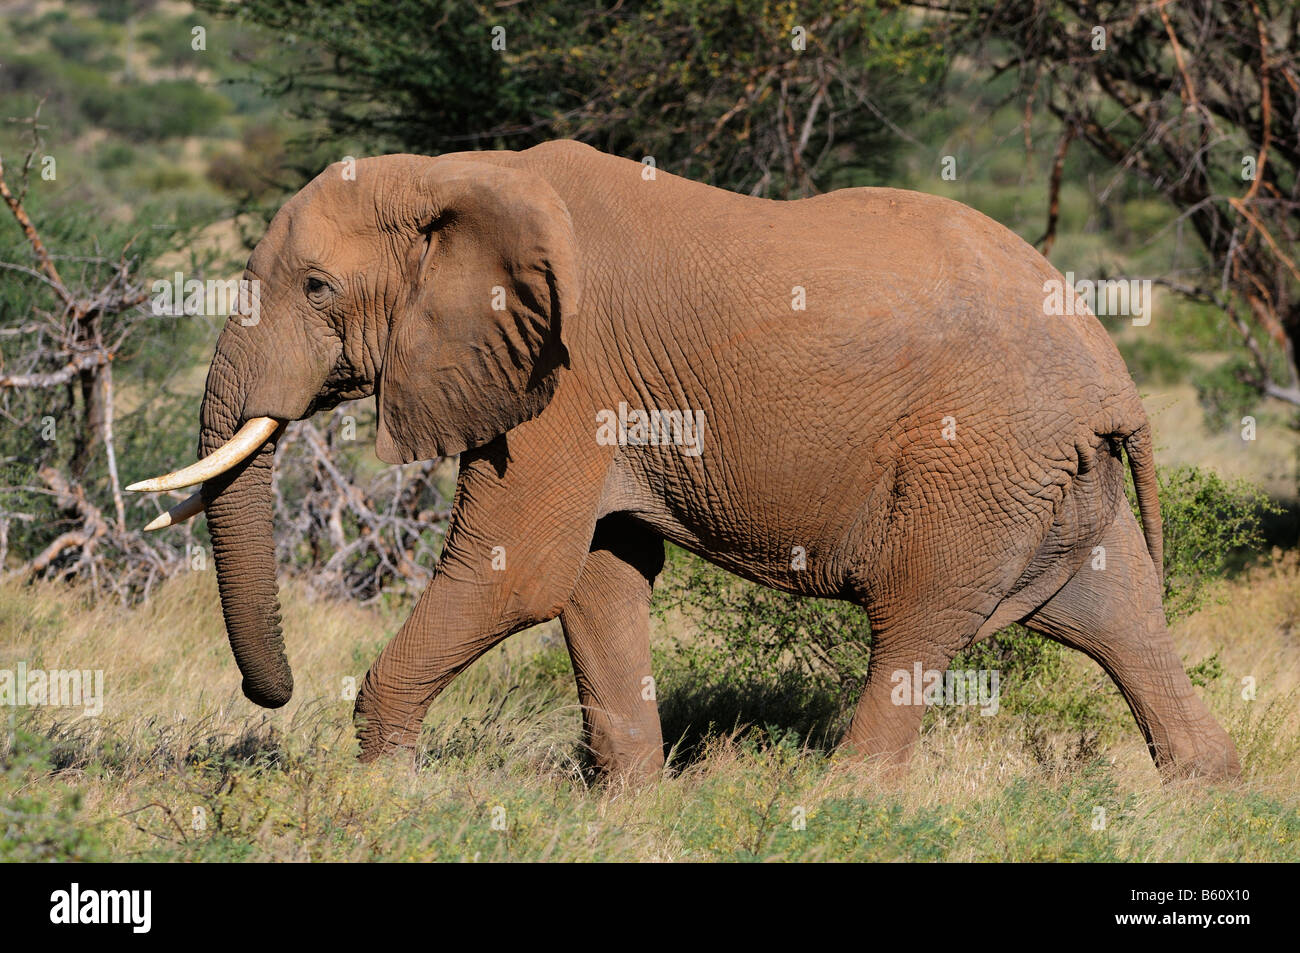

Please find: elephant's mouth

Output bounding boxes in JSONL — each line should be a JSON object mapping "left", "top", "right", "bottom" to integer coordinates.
{"left": 126, "top": 416, "right": 283, "bottom": 530}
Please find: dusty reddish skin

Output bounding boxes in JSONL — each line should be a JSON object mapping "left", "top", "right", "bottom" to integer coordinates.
{"left": 189, "top": 140, "right": 1239, "bottom": 782}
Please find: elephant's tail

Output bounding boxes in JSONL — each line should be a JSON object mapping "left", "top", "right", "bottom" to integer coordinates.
{"left": 1121, "top": 423, "right": 1164, "bottom": 589}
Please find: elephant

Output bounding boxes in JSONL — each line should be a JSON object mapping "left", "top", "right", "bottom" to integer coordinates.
{"left": 130, "top": 139, "right": 1240, "bottom": 782}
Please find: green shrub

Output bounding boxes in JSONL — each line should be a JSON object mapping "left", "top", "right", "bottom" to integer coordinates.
{"left": 1117, "top": 337, "right": 1191, "bottom": 386}
{"left": 80, "top": 80, "right": 230, "bottom": 141}
{"left": 653, "top": 546, "right": 869, "bottom": 703}
{"left": 48, "top": 21, "right": 120, "bottom": 65}
{"left": 0, "top": 727, "right": 109, "bottom": 862}
{"left": 1194, "top": 355, "right": 1262, "bottom": 432}
{"left": 96, "top": 141, "right": 136, "bottom": 171}
{"left": 0, "top": 196, "right": 221, "bottom": 572}
{"left": 142, "top": 15, "right": 215, "bottom": 71}
{"left": 1146, "top": 465, "right": 1279, "bottom": 621}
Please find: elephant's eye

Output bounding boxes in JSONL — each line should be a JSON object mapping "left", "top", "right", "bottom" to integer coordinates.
{"left": 304, "top": 276, "right": 332, "bottom": 298}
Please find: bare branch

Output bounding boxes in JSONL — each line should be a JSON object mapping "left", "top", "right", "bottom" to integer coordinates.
{"left": 0, "top": 350, "right": 110, "bottom": 390}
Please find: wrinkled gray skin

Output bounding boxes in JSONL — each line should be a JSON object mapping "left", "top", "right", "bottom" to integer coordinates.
{"left": 189, "top": 140, "right": 1239, "bottom": 782}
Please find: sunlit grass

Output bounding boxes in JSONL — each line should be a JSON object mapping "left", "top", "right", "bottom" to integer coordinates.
{"left": 2, "top": 553, "right": 1297, "bottom": 862}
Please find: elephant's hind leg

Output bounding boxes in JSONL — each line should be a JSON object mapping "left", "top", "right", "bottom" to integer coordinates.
{"left": 836, "top": 479, "right": 1037, "bottom": 770}
{"left": 836, "top": 606, "right": 981, "bottom": 769}
{"left": 1024, "top": 505, "right": 1240, "bottom": 780}
{"left": 560, "top": 516, "right": 666, "bottom": 781}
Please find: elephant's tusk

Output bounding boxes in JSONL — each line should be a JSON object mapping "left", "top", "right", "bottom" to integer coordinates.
{"left": 143, "top": 490, "right": 205, "bottom": 531}
{"left": 126, "top": 417, "right": 280, "bottom": 493}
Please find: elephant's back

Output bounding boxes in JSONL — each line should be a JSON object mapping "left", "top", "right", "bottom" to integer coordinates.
{"left": 770, "top": 187, "right": 1132, "bottom": 406}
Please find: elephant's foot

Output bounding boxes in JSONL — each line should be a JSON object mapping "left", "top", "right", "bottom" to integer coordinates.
{"left": 834, "top": 721, "right": 928, "bottom": 788}
{"left": 355, "top": 738, "right": 417, "bottom": 764}
{"left": 353, "top": 687, "right": 421, "bottom": 763}
{"left": 837, "top": 738, "right": 913, "bottom": 763}
{"left": 585, "top": 716, "right": 665, "bottom": 784}
{"left": 1158, "top": 746, "right": 1241, "bottom": 782}
{"left": 831, "top": 739, "right": 914, "bottom": 787}
{"left": 1151, "top": 718, "right": 1241, "bottom": 782}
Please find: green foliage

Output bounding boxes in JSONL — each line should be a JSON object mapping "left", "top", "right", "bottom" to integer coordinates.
{"left": 142, "top": 13, "right": 217, "bottom": 71}
{"left": 205, "top": 124, "right": 290, "bottom": 200}
{"left": 7, "top": 677, "right": 1294, "bottom": 860}
{"left": 653, "top": 545, "right": 869, "bottom": 704}
{"left": 0, "top": 727, "right": 111, "bottom": 862}
{"left": 1167, "top": 299, "right": 1240, "bottom": 352}
{"left": 0, "top": 193, "right": 219, "bottom": 570}
{"left": 96, "top": 141, "right": 138, "bottom": 171}
{"left": 1194, "top": 355, "right": 1263, "bottom": 433}
{"left": 198, "top": 0, "right": 947, "bottom": 196}
{"left": 0, "top": 2, "right": 284, "bottom": 217}
{"left": 48, "top": 20, "right": 121, "bottom": 65}
{"left": 947, "top": 625, "right": 1092, "bottom": 724}
{"left": 1116, "top": 337, "right": 1192, "bottom": 387}
{"left": 80, "top": 79, "right": 231, "bottom": 141}
{"left": 3, "top": 567, "right": 1297, "bottom": 862}
{"left": 1144, "top": 465, "right": 1280, "bottom": 621}
{"left": 656, "top": 653, "right": 850, "bottom": 760}
{"left": 735, "top": 769, "right": 1137, "bottom": 862}
{"left": 1186, "top": 652, "right": 1224, "bottom": 688}
{"left": 941, "top": 0, "right": 1300, "bottom": 419}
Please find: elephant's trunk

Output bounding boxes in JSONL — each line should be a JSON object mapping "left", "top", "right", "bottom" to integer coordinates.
{"left": 199, "top": 349, "right": 293, "bottom": 708}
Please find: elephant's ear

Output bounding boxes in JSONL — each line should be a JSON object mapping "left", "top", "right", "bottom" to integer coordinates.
{"left": 375, "top": 160, "right": 579, "bottom": 463}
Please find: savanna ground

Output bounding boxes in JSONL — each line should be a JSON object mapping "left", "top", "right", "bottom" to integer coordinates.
{"left": 3, "top": 546, "right": 1298, "bottom": 862}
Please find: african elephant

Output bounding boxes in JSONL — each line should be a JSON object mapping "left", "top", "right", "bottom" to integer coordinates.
{"left": 131, "top": 139, "right": 1240, "bottom": 781}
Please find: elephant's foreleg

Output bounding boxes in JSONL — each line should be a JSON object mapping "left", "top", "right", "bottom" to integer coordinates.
{"left": 354, "top": 574, "right": 524, "bottom": 760}
{"left": 560, "top": 516, "right": 665, "bottom": 781}
{"left": 354, "top": 433, "right": 612, "bottom": 762}
{"left": 1024, "top": 506, "right": 1240, "bottom": 780}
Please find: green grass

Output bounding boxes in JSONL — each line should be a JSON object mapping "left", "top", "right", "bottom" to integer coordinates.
{"left": 2, "top": 552, "right": 1297, "bottom": 862}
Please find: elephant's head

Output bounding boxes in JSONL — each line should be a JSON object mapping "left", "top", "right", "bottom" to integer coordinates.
{"left": 130, "top": 155, "right": 580, "bottom": 708}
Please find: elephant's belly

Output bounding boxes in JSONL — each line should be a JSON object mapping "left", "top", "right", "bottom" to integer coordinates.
{"left": 600, "top": 444, "right": 890, "bottom": 599}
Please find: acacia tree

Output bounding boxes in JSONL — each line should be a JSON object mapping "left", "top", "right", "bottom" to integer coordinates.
{"left": 939, "top": 0, "right": 1300, "bottom": 409}
{"left": 199, "top": 0, "right": 947, "bottom": 198}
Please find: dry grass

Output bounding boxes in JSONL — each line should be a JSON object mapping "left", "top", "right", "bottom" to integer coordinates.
{"left": 2, "top": 553, "right": 1297, "bottom": 862}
